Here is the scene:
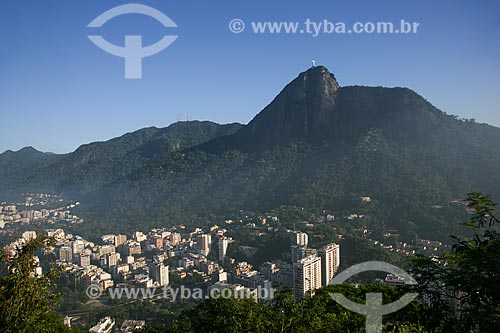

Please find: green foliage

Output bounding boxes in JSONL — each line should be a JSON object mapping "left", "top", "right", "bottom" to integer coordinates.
{"left": 0, "top": 237, "right": 80, "bottom": 332}
{"left": 445, "top": 193, "right": 500, "bottom": 331}
{"left": 0, "top": 147, "right": 64, "bottom": 199}
{"left": 164, "top": 286, "right": 427, "bottom": 333}
{"left": 338, "top": 235, "right": 399, "bottom": 273}
{"left": 463, "top": 192, "right": 499, "bottom": 228}
{"left": 0, "top": 121, "right": 242, "bottom": 198}
{"left": 73, "top": 112, "right": 500, "bottom": 241}
{"left": 410, "top": 192, "right": 500, "bottom": 332}
{"left": 4, "top": 87, "right": 500, "bottom": 242}
{"left": 174, "top": 297, "right": 273, "bottom": 333}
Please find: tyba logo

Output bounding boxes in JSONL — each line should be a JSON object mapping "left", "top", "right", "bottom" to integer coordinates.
{"left": 87, "top": 3, "right": 178, "bottom": 79}
{"left": 329, "top": 261, "right": 418, "bottom": 333}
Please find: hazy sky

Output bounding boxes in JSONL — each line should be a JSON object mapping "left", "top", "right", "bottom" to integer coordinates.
{"left": 1, "top": 0, "right": 499, "bottom": 153}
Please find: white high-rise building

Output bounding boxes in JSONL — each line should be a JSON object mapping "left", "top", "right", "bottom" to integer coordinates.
{"left": 293, "top": 255, "right": 322, "bottom": 299}
{"left": 77, "top": 252, "right": 91, "bottom": 268}
{"left": 218, "top": 237, "right": 229, "bottom": 262}
{"left": 290, "top": 231, "right": 308, "bottom": 247}
{"left": 149, "top": 263, "right": 169, "bottom": 287}
{"left": 318, "top": 243, "right": 340, "bottom": 286}
{"left": 197, "top": 234, "right": 212, "bottom": 256}
{"left": 71, "top": 239, "right": 85, "bottom": 255}
{"left": 58, "top": 246, "right": 73, "bottom": 262}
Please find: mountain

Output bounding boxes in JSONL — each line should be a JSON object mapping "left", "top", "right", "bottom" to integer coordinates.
{"left": 0, "top": 147, "right": 61, "bottom": 167}
{"left": 212, "top": 66, "right": 454, "bottom": 152}
{"left": 3, "top": 66, "right": 500, "bottom": 241}
{"left": 0, "top": 121, "right": 243, "bottom": 197}
{"left": 235, "top": 66, "right": 340, "bottom": 150}
{"left": 0, "top": 147, "right": 65, "bottom": 197}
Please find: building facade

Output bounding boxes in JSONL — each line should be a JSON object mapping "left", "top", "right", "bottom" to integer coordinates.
{"left": 149, "top": 263, "right": 169, "bottom": 287}
{"left": 318, "top": 243, "right": 340, "bottom": 286}
{"left": 293, "top": 255, "right": 322, "bottom": 299}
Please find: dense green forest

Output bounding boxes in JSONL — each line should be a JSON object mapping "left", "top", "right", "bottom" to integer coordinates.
{"left": 2, "top": 67, "right": 500, "bottom": 242}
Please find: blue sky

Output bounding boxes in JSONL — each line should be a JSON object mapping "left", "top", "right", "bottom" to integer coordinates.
{"left": 1, "top": 0, "right": 499, "bottom": 153}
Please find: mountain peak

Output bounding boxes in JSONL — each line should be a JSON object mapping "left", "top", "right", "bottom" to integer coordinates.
{"left": 234, "top": 66, "right": 340, "bottom": 150}
{"left": 303, "top": 65, "right": 340, "bottom": 85}
{"left": 287, "top": 65, "right": 340, "bottom": 99}
{"left": 1, "top": 146, "right": 42, "bottom": 156}
{"left": 18, "top": 146, "right": 40, "bottom": 153}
